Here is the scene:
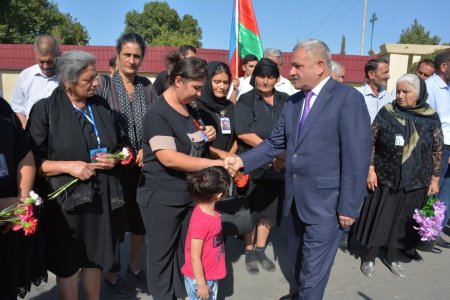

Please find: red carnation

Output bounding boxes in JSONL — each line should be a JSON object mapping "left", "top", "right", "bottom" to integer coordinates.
{"left": 234, "top": 172, "right": 249, "bottom": 188}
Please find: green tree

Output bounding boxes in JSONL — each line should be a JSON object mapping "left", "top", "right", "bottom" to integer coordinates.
{"left": 398, "top": 19, "right": 440, "bottom": 45}
{"left": 340, "top": 35, "right": 346, "bottom": 55}
{"left": 0, "top": 0, "right": 89, "bottom": 44}
{"left": 124, "top": 1, "right": 202, "bottom": 47}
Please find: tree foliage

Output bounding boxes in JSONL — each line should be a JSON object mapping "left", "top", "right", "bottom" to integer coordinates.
{"left": 124, "top": 1, "right": 202, "bottom": 47}
{"left": 0, "top": 0, "right": 89, "bottom": 44}
{"left": 398, "top": 19, "right": 440, "bottom": 45}
{"left": 340, "top": 35, "right": 346, "bottom": 55}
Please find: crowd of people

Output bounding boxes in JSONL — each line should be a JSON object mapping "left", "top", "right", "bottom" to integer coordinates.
{"left": 1, "top": 32, "right": 450, "bottom": 300}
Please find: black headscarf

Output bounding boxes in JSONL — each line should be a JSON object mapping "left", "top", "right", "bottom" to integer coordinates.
{"left": 250, "top": 58, "right": 280, "bottom": 87}
{"left": 197, "top": 61, "right": 233, "bottom": 113}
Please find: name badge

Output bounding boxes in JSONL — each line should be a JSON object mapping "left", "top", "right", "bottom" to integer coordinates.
{"left": 220, "top": 117, "right": 231, "bottom": 135}
{"left": 395, "top": 134, "right": 404, "bottom": 146}
{"left": 90, "top": 147, "right": 108, "bottom": 162}
{"left": 0, "top": 154, "right": 9, "bottom": 178}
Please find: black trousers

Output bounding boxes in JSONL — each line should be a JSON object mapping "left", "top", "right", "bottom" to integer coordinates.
{"left": 139, "top": 199, "right": 193, "bottom": 300}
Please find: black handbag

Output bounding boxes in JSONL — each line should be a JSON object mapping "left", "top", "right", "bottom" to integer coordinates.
{"left": 47, "top": 175, "right": 94, "bottom": 211}
{"left": 216, "top": 180, "right": 252, "bottom": 236}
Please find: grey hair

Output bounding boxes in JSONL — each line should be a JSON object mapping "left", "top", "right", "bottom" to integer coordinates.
{"left": 264, "top": 48, "right": 283, "bottom": 62}
{"left": 397, "top": 74, "right": 420, "bottom": 96}
{"left": 292, "top": 39, "right": 332, "bottom": 70}
{"left": 56, "top": 50, "right": 96, "bottom": 85}
{"left": 331, "top": 61, "right": 343, "bottom": 76}
{"left": 34, "top": 35, "right": 60, "bottom": 56}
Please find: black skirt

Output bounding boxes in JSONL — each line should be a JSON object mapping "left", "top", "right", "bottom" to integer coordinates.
{"left": 247, "top": 179, "right": 284, "bottom": 227}
{"left": 0, "top": 223, "right": 47, "bottom": 299}
{"left": 354, "top": 184, "right": 427, "bottom": 251}
{"left": 43, "top": 172, "right": 123, "bottom": 277}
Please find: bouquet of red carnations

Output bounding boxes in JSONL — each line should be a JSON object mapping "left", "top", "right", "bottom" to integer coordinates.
{"left": 0, "top": 191, "right": 42, "bottom": 235}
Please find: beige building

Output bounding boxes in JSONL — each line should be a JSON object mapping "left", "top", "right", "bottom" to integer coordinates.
{"left": 378, "top": 43, "right": 450, "bottom": 92}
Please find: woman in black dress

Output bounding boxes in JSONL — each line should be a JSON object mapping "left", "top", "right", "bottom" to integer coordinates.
{"left": 355, "top": 74, "right": 443, "bottom": 278}
{"left": 0, "top": 97, "right": 46, "bottom": 299}
{"left": 234, "top": 58, "right": 288, "bottom": 275}
{"left": 96, "top": 32, "right": 157, "bottom": 296}
{"left": 137, "top": 57, "right": 223, "bottom": 300}
{"left": 27, "top": 50, "right": 125, "bottom": 299}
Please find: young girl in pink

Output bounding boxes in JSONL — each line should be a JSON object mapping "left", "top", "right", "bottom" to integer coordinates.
{"left": 182, "top": 166, "right": 230, "bottom": 300}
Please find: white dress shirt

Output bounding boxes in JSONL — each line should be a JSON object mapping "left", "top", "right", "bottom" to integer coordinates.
{"left": 356, "top": 83, "right": 394, "bottom": 123}
{"left": 426, "top": 73, "right": 450, "bottom": 145}
{"left": 227, "top": 76, "right": 253, "bottom": 100}
{"left": 10, "top": 64, "right": 59, "bottom": 118}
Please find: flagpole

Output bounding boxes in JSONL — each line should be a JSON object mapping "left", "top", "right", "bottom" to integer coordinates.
{"left": 235, "top": 0, "right": 239, "bottom": 78}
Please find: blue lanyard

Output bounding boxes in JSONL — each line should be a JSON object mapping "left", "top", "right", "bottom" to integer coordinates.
{"left": 72, "top": 103, "right": 101, "bottom": 148}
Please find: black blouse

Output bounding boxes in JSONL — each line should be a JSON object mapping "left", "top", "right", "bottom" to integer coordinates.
{"left": 235, "top": 89, "right": 288, "bottom": 153}
{"left": 139, "top": 96, "right": 207, "bottom": 206}
{"left": 196, "top": 99, "right": 236, "bottom": 152}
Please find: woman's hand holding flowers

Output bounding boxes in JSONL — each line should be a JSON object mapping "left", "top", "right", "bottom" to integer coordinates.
{"left": 69, "top": 161, "right": 96, "bottom": 180}
{"left": 428, "top": 176, "right": 440, "bottom": 195}
{"left": 92, "top": 154, "right": 119, "bottom": 170}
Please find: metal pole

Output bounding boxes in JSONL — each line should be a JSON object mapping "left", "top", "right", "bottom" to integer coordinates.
{"left": 360, "top": 0, "right": 367, "bottom": 55}
{"left": 235, "top": 0, "right": 239, "bottom": 78}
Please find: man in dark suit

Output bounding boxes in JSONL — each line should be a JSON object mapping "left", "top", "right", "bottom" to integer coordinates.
{"left": 225, "top": 39, "right": 371, "bottom": 300}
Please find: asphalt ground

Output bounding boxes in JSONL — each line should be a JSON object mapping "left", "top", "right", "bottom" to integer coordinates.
{"left": 25, "top": 220, "right": 450, "bottom": 300}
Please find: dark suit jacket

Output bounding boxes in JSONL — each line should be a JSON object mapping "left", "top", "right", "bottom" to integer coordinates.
{"left": 240, "top": 78, "right": 372, "bottom": 225}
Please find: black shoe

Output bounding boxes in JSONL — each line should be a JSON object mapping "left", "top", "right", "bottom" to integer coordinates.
{"left": 413, "top": 251, "right": 423, "bottom": 261}
{"left": 339, "top": 234, "right": 349, "bottom": 253}
{"left": 279, "top": 292, "right": 299, "bottom": 300}
{"left": 127, "top": 265, "right": 148, "bottom": 291}
{"left": 245, "top": 251, "right": 259, "bottom": 275}
{"left": 254, "top": 251, "right": 276, "bottom": 272}
{"left": 419, "top": 246, "right": 443, "bottom": 254}
{"left": 402, "top": 250, "right": 423, "bottom": 262}
{"left": 436, "top": 236, "right": 450, "bottom": 249}
{"left": 105, "top": 277, "right": 136, "bottom": 298}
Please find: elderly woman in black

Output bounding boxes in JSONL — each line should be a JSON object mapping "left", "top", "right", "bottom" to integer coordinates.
{"left": 196, "top": 61, "right": 237, "bottom": 159}
{"left": 355, "top": 74, "right": 443, "bottom": 278}
{"left": 235, "top": 58, "right": 288, "bottom": 275}
{"left": 137, "top": 57, "right": 222, "bottom": 300}
{"left": 27, "top": 50, "right": 125, "bottom": 300}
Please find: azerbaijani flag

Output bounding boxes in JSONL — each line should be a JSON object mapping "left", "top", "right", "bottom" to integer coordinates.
{"left": 228, "top": 0, "right": 264, "bottom": 78}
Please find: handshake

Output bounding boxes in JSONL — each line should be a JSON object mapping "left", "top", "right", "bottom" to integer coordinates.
{"left": 223, "top": 156, "right": 244, "bottom": 175}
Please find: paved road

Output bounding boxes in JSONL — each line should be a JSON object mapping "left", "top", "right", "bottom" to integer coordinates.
{"left": 26, "top": 221, "right": 450, "bottom": 300}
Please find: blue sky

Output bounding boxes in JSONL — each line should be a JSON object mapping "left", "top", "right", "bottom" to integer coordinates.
{"left": 54, "top": 0, "right": 449, "bottom": 55}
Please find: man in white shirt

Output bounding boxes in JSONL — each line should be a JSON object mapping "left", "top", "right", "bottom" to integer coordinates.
{"left": 356, "top": 58, "right": 394, "bottom": 123}
{"left": 264, "top": 48, "right": 296, "bottom": 95}
{"left": 10, "top": 35, "right": 60, "bottom": 127}
{"left": 426, "top": 48, "right": 450, "bottom": 249}
{"left": 228, "top": 54, "right": 259, "bottom": 102}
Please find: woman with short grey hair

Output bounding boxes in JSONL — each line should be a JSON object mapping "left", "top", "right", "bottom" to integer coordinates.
{"left": 27, "top": 50, "right": 126, "bottom": 299}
